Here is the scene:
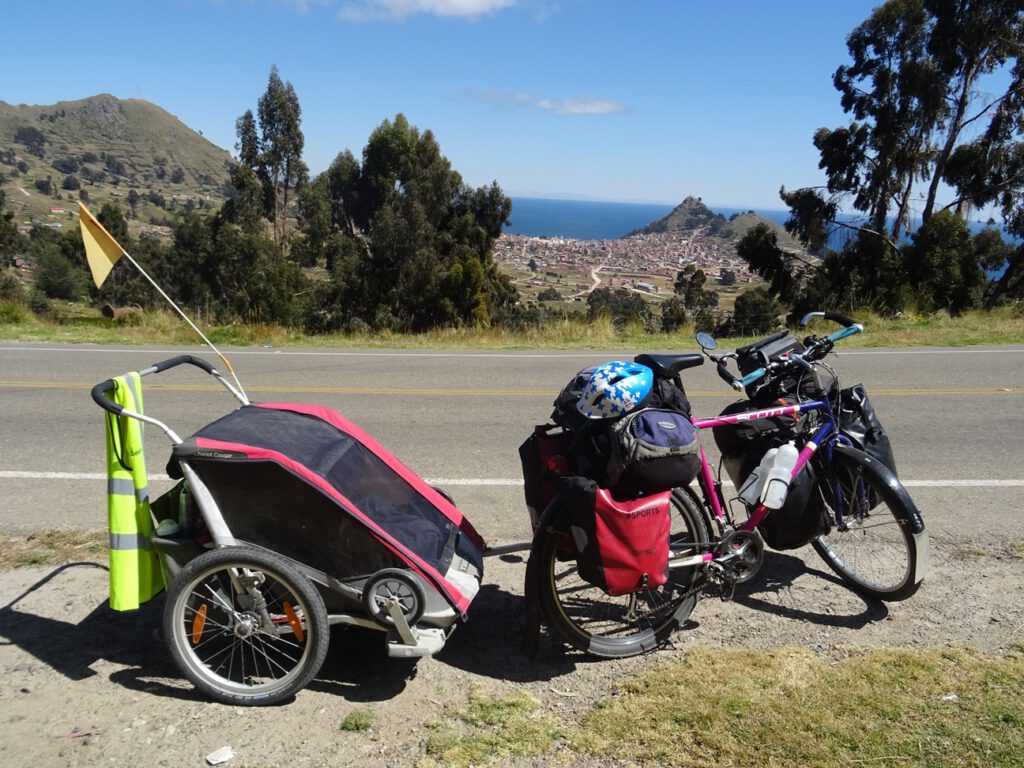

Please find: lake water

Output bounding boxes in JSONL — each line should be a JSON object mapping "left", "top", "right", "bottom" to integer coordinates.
{"left": 503, "top": 197, "right": 792, "bottom": 241}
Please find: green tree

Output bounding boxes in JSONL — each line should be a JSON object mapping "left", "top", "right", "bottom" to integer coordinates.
{"left": 727, "top": 288, "right": 784, "bottom": 336}
{"left": 587, "top": 287, "right": 651, "bottom": 328}
{"left": 673, "top": 264, "right": 719, "bottom": 327}
{"left": 660, "top": 295, "right": 688, "bottom": 332}
{"left": 15, "top": 126, "right": 46, "bottom": 158}
{"left": 234, "top": 66, "right": 309, "bottom": 253}
{"left": 904, "top": 209, "right": 981, "bottom": 313}
{"left": 781, "top": 0, "right": 1024, "bottom": 312}
{"left": 537, "top": 287, "right": 562, "bottom": 302}
{"left": 304, "top": 114, "right": 516, "bottom": 331}
{"left": 0, "top": 191, "right": 25, "bottom": 264}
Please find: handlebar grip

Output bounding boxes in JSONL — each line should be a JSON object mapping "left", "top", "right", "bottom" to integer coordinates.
{"left": 737, "top": 368, "right": 767, "bottom": 388}
{"left": 823, "top": 311, "right": 857, "bottom": 328}
{"left": 144, "top": 355, "right": 218, "bottom": 375}
{"left": 91, "top": 379, "right": 123, "bottom": 415}
{"left": 92, "top": 356, "right": 219, "bottom": 416}
{"left": 716, "top": 359, "right": 744, "bottom": 392}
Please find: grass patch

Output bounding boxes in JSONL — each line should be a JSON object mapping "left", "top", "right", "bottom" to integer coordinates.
{"left": 0, "top": 529, "right": 106, "bottom": 571}
{"left": 423, "top": 647, "right": 1024, "bottom": 767}
{"left": 1, "top": 305, "right": 1023, "bottom": 350}
{"left": 421, "top": 683, "right": 565, "bottom": 768}
{"left": 951, "top": 545, "right": 988, "bottom": 561}
{"left": 1010, "top": 541, "right": 1024, "bottom": 558}
{"left": 340, "top": 708, "right": 375, "bottom": 733}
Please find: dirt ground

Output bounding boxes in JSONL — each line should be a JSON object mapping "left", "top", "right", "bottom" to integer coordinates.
{"left": 1, "top": 521, "right": 1021, "bottom": 768}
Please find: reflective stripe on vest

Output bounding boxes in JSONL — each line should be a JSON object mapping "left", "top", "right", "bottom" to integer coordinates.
{"left": 105, "top": 372, "right": 164, "bottom": 611}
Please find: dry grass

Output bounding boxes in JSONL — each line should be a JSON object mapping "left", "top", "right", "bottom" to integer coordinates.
{"left": 0, "top": 528, "right": 106, "bottom": 571}
{"left": 2, "top": 303, "right": 1023, "bottom": 350}
{"left": 424, "top": 646, "right": 1024, "bottom": 767}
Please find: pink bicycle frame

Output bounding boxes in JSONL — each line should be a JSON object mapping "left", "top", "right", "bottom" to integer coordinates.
{"left": 691, "top": 399, "right": 833, "bottom": 532}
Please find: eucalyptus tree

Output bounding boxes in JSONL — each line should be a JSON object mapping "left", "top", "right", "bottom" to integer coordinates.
{"left": 302, "top": 114, "right": 517, "bottom": 331}
{"left": 234, "top": 66, "right": 308, "bottom": 253}
{"left": 778, "top": 0, "right": 1024, "bottom": 310}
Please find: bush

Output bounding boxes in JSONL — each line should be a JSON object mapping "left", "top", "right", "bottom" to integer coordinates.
{"left": 0, "top": 268, "right": 24, "bottom": 302}
{"left": 0, "top": 299, "right": 28, "bottom": 323}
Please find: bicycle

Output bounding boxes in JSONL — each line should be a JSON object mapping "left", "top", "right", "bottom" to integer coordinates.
{"left": 525, "top": 311, "right": 929, "bottom": 658}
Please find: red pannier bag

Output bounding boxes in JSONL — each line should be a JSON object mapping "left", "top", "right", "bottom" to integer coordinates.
{"left": 560, "top": 477, "right": 672, "bottom": 596}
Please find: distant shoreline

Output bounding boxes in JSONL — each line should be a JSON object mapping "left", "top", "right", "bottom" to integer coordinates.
{"left": 503, "top": 196, "right": 793, "bottom": 242}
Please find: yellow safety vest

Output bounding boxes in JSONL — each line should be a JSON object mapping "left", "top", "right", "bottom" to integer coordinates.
{"left": 104, "top": 372, "right": 164, "bottom": 611}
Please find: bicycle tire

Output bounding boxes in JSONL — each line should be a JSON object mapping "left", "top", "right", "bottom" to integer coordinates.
{"left": 163, "top": 546, "right": 330, "bottom": 706}
{"left": 812, "top": 445, "right": 925, "bottom": 601}
{"left": 538, "top": 488, "right": 710, "bottom": 658}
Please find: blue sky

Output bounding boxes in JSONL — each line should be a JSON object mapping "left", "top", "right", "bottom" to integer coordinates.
{"left": 4, "top": 1, "right": 886, "bottom": 209}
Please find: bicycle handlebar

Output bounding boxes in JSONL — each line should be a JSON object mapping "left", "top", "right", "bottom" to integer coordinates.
{"left": 715, "top": 311, "right": 863, "bottom": 393}
{"left": 715, "top": 355, "right": 745, "bottom": 392}
{"left": 91, "top": 355, "right": 225, "bottom": 416}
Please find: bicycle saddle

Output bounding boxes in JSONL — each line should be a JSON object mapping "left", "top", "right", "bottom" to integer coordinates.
{"left": 634, "top": 353, "right": 704, "bottom": 378}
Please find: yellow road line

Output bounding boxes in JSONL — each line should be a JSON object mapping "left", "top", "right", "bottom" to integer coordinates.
{"left": 0, "top": 381, "right": 1021, "bottom": 397}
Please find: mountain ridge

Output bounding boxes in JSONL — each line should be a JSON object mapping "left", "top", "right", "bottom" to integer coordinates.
{"left": 0, "top": 94, "right": 233, "bottom": 229}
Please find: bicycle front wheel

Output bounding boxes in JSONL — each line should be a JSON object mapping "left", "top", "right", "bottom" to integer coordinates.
{"left": 812, "top": 446, "right": 924, "bottom": 601}
{"left": 538, "top": 488, "right": 710, "bottom": 658}
{"left": 163, "top": 546, "right": 330, "bottom": 706}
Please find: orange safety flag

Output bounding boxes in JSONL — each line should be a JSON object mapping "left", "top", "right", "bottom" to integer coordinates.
{"left": 79, "top": 201, "right": 125, "bottom": 288}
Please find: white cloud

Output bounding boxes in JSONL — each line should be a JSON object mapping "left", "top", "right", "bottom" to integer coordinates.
{"left": 466, "top": 90, "right": 628, "bottom": 117}
{"left": 464, "top": 89, "right": 535, "bottom": 109}
{"left": 339, "top": 0, "right": 516, "bottom": 21}
{"left": 536, "top": 97, "right": 627, "bottom": 116}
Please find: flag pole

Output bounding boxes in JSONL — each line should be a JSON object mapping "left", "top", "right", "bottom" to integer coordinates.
{"left": 78, "top": 203, "right": 249, "bottom": 402}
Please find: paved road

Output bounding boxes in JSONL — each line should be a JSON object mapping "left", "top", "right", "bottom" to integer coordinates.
{"left": 1, "top": 342, "right": 1022, "bottom": 543}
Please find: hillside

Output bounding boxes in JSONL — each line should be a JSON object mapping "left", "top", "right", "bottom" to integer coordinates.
{"left": 626, "top": 195, "right": 805, "bottom": 251}
{"left": 0, "top": 94, "right": 233, "bottom": 233}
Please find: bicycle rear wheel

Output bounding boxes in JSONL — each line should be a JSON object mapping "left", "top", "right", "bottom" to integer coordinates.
{"left": 163, "top": 546, "right": 330, "bottom": 706}
{"left": 812, "top": 446, "right": 924, "bottom": 601}
{"left": 538, "top": 488, "right": 710, "bottom": 658}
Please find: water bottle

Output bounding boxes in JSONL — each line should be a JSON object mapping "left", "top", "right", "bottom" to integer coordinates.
{"left": 760, "top": 441, "right": 799, "bottom": 510}
{"left": 178, "top": 484, "right": 191, "bottom": 537}
{"left": 738, "top": 448, "right": 778, "bottom": 507}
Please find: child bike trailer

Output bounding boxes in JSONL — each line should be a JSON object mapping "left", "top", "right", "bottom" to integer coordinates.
{"left": 94, "top": 357, "right": 484, "bottom": 706}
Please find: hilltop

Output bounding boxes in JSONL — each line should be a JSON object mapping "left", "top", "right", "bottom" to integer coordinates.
{"left": 626, "top": 195, "right": 804, "bottom": 250}
{"left": 0, "top": 94, "right": 233, "bottom": 232}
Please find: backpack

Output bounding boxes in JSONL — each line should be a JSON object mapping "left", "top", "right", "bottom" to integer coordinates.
{"left": 606, "top": 408, "right": 701, "bottom": 499}
{"left": 551, "top": 362, "right": 693, "bottom": 434}
{"left": 557, "top": 477, "right": 672, "bottom": 596}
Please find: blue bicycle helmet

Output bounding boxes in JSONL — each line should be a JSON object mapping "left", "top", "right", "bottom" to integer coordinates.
{"left": 576, "top": 361, "right": 654, "bottom": 420}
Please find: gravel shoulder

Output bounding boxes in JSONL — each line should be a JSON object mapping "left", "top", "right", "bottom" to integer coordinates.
{"left": 1, "top": 517, "right": 1021, "bottom": 768}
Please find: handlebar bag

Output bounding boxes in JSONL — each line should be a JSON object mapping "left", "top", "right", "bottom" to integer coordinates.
{"left": 558, "top": 476, "right": 672, "bottom": 596}
{"left": 606, "top": 408, "right": 700, "bottom": 499}
{"left": 737, "top": 334, "right": 806, "bottom": 399}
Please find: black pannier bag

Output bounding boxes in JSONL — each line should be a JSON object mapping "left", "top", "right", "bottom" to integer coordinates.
{"left": 518, "top": 424, "right": 573, "bottom": 533}
{"left": 757, "top": 462, "right": 828, "bottom": 550}
{"left": 712, "top": 397, "right": 829, "bottom": 550}
{"left": 557, "top": 476, "right": 672, "bottom": 596}
{"left": 607, "top": 408, "right": 700, "bottom": 499}
{"left": 712, "top": 396, "right": 806, "bottom": 489}
{"left": 838, "top": 384, "right": 897, "bottom": 476}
